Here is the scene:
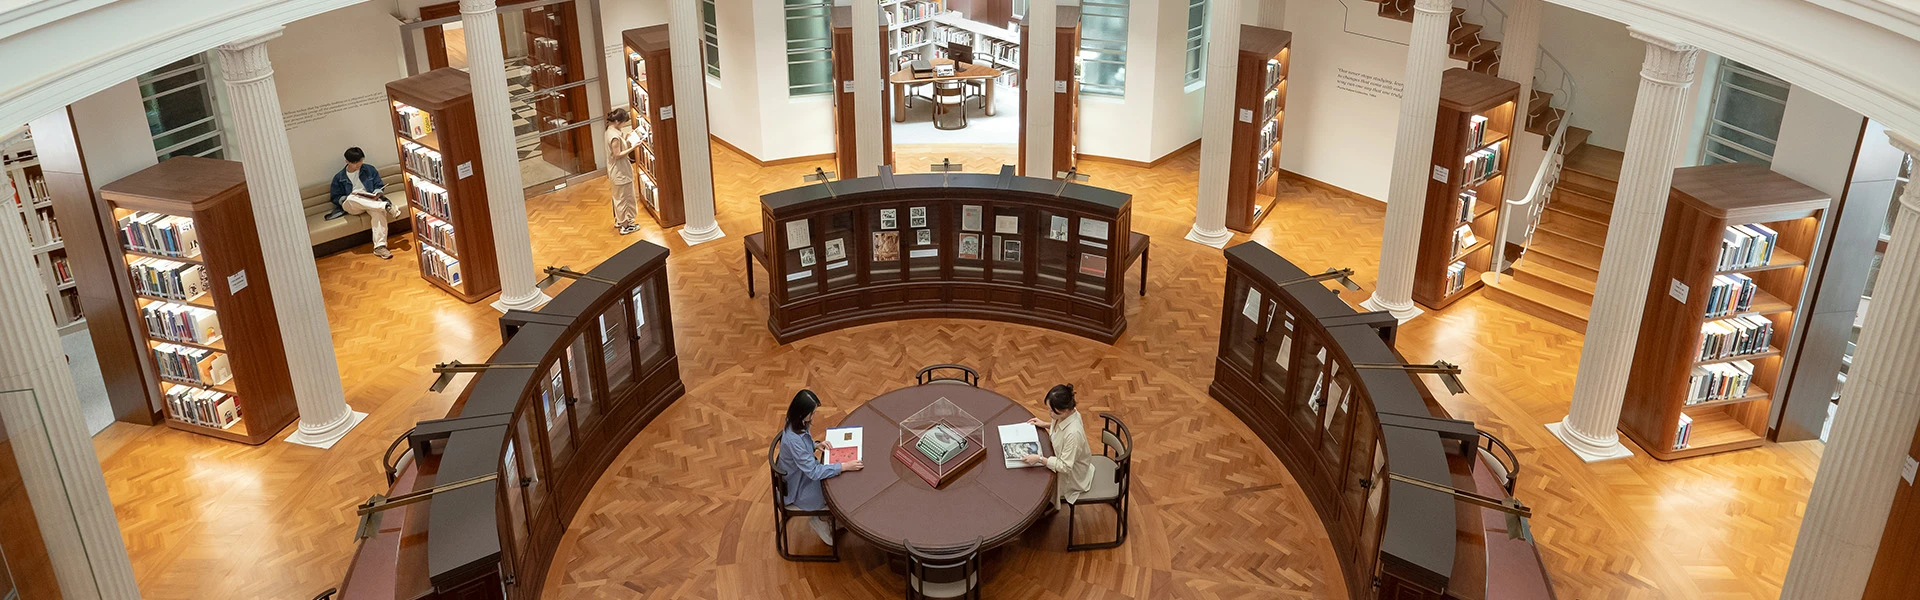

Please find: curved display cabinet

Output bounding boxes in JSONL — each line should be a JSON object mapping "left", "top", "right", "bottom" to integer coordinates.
{"left": 753, "top": 165, "right": 1143, "bottom": 344}
{"left": 1211, "top": 242, "right": 1553, "bottom": 599}
{"left": 338, "top": 241, "right": 683, "bottom": 600}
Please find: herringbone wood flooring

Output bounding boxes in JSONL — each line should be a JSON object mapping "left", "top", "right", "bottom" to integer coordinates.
{"left": 89, "top": 142, "right": 1820, "bottom": 599}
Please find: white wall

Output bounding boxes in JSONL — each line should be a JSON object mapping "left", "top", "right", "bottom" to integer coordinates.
{"left": 601, "top": 0, "right": 669, "bottom": 122}
{"left": 1772, "top": 86, "right": 1867, "bottom": 199}
{"left": 1533, "top": 2, "right": 1639, "bottom": 150}
{"left": 269, "top": 3, "right": 408, "bottom": 188}
{"left": 1077, "top": 0, "right": 1210, "bottom": 164}
{"left": 65, "top": 81, "right": 161, "bottom": 194}
{"left": 1275, "top": 0, "right": 1414, "bottom": 200}
{"left": 703, "top": 0, "right": 764, "bottom": 160}
{"left": 750, "top": 0, "right": 835, "bottom": 162}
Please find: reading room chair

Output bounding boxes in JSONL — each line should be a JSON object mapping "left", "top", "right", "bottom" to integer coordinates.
{"left": 1067, "top": 412, "right": 1132, "bottom": 551}
{"left": 916, "top": 364, "right": 980, "bottom": 387}
{"left": 932, "top": 80, "right": 970, "bottom": 130}
{"left": 906, "top": 537, "right": 983, "bottom": 600}
{"left": 768, "top": 436, "right": 840, "bottom": 562}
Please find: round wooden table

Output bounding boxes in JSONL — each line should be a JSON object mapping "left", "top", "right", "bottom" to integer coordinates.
{"left": 823, "top": 384, "right": 1054, "bottom": 554}
{"left": 889, "top": 58, "right": 1003, "bottom": 121}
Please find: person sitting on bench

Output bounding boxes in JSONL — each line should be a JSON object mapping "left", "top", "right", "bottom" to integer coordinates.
{"left": 328, "top": 147, "right": 401, "bottom": 259}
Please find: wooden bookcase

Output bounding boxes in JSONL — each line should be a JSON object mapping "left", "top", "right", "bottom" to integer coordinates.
{"left": 97, "top": 157, "right": 297, "bottom": 444}
{"left": 388, "top": 68, "right": 502, "bottom": 303}
{"left": 622, "top": 25, "right": 689, "bottom": 228}
{"left": 1019, "top": 6, "right": 1080, "bottom": 178}
{"left": 1226, "top": 26, "right": 1291, "bottom": 233}
{"left": 1621, "top": 163, "right": 1829, "bottom": 460}
{"left": 887, "top": 0, "right": 949, "bottom": 68}
{"left": 1412, "top": 68, "right": 1518, "bottom": 309}
{"left": 525, "top": 1, "right": 595, "bottom": 178}
{"left": 3, "top": 137, "right": 85, "bottom": 334}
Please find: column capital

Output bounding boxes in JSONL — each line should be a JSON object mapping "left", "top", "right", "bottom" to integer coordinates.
{"left": 1628, "top": 28, "right": 1700, "bottom": 87}
{"left": 1414, "top": 0, "right": 1453, "bottom": 16}
{"left": 1888, "top": 130, "right": 1920, "bottom": 213}
{"left": 216, "top": 28, "right": 284, "bottom": 85}
{"left": 460, "top": 0, "right": 498, "bottom": 16}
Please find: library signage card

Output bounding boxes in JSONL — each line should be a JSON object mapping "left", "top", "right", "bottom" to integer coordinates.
{"left": 457, "top": 162, "right": 474, "bottom": 180}
{"left": 1669, "top": 279, "right": 1689, "bottom": 304}
{"left": 1431, "top": 165, "right": 1449, "bottom": 183}
{"left": 227, "top": 270, "right": 248, "bottom": 295}
{"left": 1239, "top": 109, "right": 1253, "bottom": 123}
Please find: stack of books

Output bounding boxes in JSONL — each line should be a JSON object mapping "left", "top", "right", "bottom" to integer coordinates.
{"left": 1705, "top": 273, "right": 1757, "bottom": 317}
{"left": 1255, "top": 151, "right": 1274, "bottom": 185}
{"left": 141, "top": 302, "right": 221, "bottom": 345}
{"left": 1446, "top": 261, "right": 1468, "bottom": 294}
{"left": 1463, "top": 147, "right": 1501, "bottom": 186}
{"left": 409, "top": 178, "right": 452, "bottom": 220}
{"left": 1674, "top": 413, "right": 1694, "bottom": 450}
{"left": 1698, "top": 316, "right": 1774, "bottom": 361}
{"left": 1258, "top": 120, "right": 1279, "bottom": 151}
{"left": 117, "top": 212, "right": 201, "bottom": 258}
{"left": 414, "top": 213, "right": 457, "bottom": 251}
{"left": 51, "top": 255, "right": 72, "bottom": 284}
{"left": 394, "top": 102, "right": 434, "bottom": 139}
{"left": 1457, "top": 190, "right": 1478, "bottom": 224}
{"left": 1467, "top": 115, "right": 1490, "bottom": 148}
{"left": 1686, "top": 360, "right": 1755, "bottom": 405}
{"left": 166, "top": 386, "right": 239, "bottom": 429}
{"left": 1717, "top": 224, "right": 1779, "bottom": 270}
{"left": 127, "top": 257, "right": 207, "bottom": 301}
{"left": 1451, "top": 224, "right": 1478, "bottom": 256}
{"left": 152, "top": 343, "right": 231, "bottom": 386}
{"left": 420, "top": 245, "right": 463, "bottom": 286}
{"left": 401, "top": 141, "right": 445, "bottom": 182}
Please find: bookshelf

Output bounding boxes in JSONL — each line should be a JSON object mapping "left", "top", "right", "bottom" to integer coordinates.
{"left": 387, "top": 68, "right": 502, "bottom": 303}
{"left": 1412, "top": 68, "right": 1518, "bottom": 309}
{"left": 1019, "top": 6, "right": 1080, "bottom": 178}
{"left": 622, "top": 25, "right": 691, "bottom": 228}
{"left": 887, "top": 0, "right": 950, "bottom": 68}
{"left": 1620, "top": 163, "right": 1829, "bottom": 460}
{"left": 97, "top": 157, "right": 297, "bottom": 444}
{"left": 931, "top": 13, "right": 1022, "bottom": 88}
{"left": 1226, "top": 26, "right": 1291, "bottom": 233}
{"left": 2, "top": 134, "right": 84, "bottom": 334}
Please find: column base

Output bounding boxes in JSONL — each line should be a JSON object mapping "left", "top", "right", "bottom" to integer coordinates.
{"left": 680, "top": 223, "right": 727, "bottom": 246}
{"left": 285, "top": 410, "right": 368, "bottom": 449}
{"left": 492, "top": 290, "right": 552, "bottom": 313}
{"left": 1184, "top": 224, "right": 1232, "bottom": 248}
{"left": 1360, "top": 295, "right": 1425, "bottom": 322}
{"left": 1547, "top": 419, "right": 1635, "bottom": 463}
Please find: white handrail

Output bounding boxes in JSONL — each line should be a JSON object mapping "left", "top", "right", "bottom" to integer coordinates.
{"left": 1490, "top": 112, "right": 1572, "bottom": 277}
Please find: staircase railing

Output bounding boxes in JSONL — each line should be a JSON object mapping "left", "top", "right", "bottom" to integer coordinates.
{"left": 1491, "top": 109, "right": 1571, "bottom": 276}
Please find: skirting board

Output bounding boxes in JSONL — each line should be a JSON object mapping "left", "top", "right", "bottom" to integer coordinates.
{"left": 709, "top": 135, "right": 834, "bottom": 167}
{"left": 1077, "top": 139, "right": 1201, "bottom": 169}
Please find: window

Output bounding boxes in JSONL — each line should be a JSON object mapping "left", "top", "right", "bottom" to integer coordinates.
{"left": 1078, "top": 0, "right": 1129, "bottom": 97}
{"left": 1700, "top": 59, "right": 1789, "bottom": 165}
{"left": 784, "top": 0, "right": 834, "bottom": 96}
{"left": 702, "top": 0, "right": 721, "bottom": 79}
{"left": 137, "top": 55, "right": 225, "bottom": 160}
{"left": 1185, "top": 0, "right": 1208, "bottom": 85}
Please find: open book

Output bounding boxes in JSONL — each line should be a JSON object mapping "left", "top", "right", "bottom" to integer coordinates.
{"left": 824, "top": 426, "right": 861, "bottom": 465}
{"left": 998, "top": 423, "right": 1042, "bottom": 468}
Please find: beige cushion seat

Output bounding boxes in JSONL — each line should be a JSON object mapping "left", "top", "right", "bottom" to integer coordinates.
{"left": 301, "top": 164, "right": 411, "bottom": 256}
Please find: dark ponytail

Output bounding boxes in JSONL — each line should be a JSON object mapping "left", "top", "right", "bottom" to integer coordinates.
{"left": 786, "top": 389, "right": 820, "bottom": 434}
{"left": 1045, "top": 384, "right": 1076, "bottom": 413}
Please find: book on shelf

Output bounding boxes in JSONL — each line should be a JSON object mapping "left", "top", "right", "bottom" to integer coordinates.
{"left": 1698, "top": 315, "right": 1774, "bottom": 361}
{"left": 1255, "top": 151, "right": 1274, "bottom": 184}
{"left": 1463, "top": 147, "right": 1500, "bottom": 185}
{"left": 1262, "top": 89, "right": 1281, "bottom": 122}
{"left": 414, "top": 212, "right": 458, "bottom": 251}
{"left": 141, "top": 302, "right": 221, "bottom": 345}
{"left": 1450, "top": 224, "right": 1478, "bottom": 256}
{"left": 1687, "top": 360, "right": 1755, "bottom": 405}
{"left": 1717, "top": 224, "right": 1779, "bottom": 270}
{"left": 1258, "top": 121, "right": 1279, "bottom": 151}
{"left": 38, "top": 210, "right": 59, "bottom": 242}
{"left": 127, "top": 256, "right": 208, "bottom": 301}
{"left": 1446, "top": 261, "right": 1467, "bottom": 294}
{"left": 409, "top": 177, "right": 452, "bottom": 220}
{"left": 1457, "top": 190, "right": 1478, "bottom": 223}
{"left": 1468, "top": 114, "right": 1490, "bottom": 148}
{"left": 1705, "top": 273, "right": 1757, "bottom": 317}
{"left": 393, "top": 102, "right": 435, "bottom": 139}
{"left": 1674, "top": 413, "right": 1693, "bottom": 450}
{"left": 166, "top": 386, "right": 239, "bottom": 429}
{"left": 997, "top": 422, "right": 1042, "bottom": 468}
{"left": 1264, "top": 58, "right": 1284, "bottom": 89}
{"left": 152, "top": 343, "right": 231, "bottom": 386}
{"left": 420, "top": 245, "right": 463, "bottom": 286}
{"left": 117, "top": 212, "right": 200, "bottom": 258}
{"left": 51, "top": 255, "right": 72, "bottom": 284}
{"left": 401, "top": 141, "right": 445, "bottom": 183}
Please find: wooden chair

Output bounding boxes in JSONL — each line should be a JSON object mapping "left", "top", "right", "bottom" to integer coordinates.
{"left": 768, "top": 436, "right": 839, "bottom": 562}
{"left": 1477, "top": 429, "right": 1521, "bottom": 496}
{"left": 1067, "top": 412, "right": 1132, "bottom": 551}
{"left": 932, "top": 80, "right": 969, "bottom": 130}
{"left": 916, "top": 364, "right": 980, "bottom": 387}
{"left": 906, "top": 538, "right": 983, "bottom": 600}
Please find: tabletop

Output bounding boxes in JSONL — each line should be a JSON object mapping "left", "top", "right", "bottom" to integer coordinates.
{"left": 888, "top": 58, "right": 1004, "bottom": 84}
{"left": 823, "top": 384, "right": 1054, "bottom": 553}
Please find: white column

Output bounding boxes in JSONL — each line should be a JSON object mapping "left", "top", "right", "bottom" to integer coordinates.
{"left": 217, "top": 30, "right": 367, "bottom": 448}
{"left": 462, "top": 0, "right": 551, "bottom": 311}
{"left": 1022, "top": 0, "right": 1057, "bottom": 177}
{"left": 1358, "top": 0, "right": 1452, "bottom": 322}
{"left": 852, "top": 0, "right": 885, "bottom": 177}
{"left": 1184, "top": 0, "right": 1242, "bottom": 248}
{"left": 1547, "top": 29, "right": 1698, "bottom": 462}
{"left": 0, "top": 155, "right": 139, "bottom": 600}
{"left": 1779, "top": 132, "right": 1920, "bottom": 598}
{"left": 667, "top": 0, "right": 724, "bottom": 244}
{"left": 1498, "top": 0, "right": 1542, "bottom": 139}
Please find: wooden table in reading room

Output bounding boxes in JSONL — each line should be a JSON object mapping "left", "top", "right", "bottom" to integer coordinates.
{"left": 891, "top": 58, "right": 1003, "bottom": 122}
{"left": 823, "top": 384, "right": 1054, "bottom": 554}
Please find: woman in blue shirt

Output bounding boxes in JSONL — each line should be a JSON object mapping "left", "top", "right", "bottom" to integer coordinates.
{"left": 776, "top": 390, "right": 862, "bottom": 546}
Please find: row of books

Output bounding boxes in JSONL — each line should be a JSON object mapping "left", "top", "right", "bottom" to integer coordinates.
{"left": 127, "top": 257, "right": 208, "bottom": 301}
{"left": 1255, "top": 151, "right": 1274, "bottom": 186}
{"left": 629, "top": 80, "right": 652, "bottom": 118}
{"left": 142, "top": 301, "right": 221, "bottom": 345}
{"left": 1257, "top": 120, "right": 1279, "bottom": 152}
{"left": 1457, "top": 190, "right": 1479, "bottom": 224}
{"left": 117, "top": 212, "right": 201, "bottom": 258}
{"left": 409, "top": 177, "right": 452, "bottom": 221}
{"left": 36, "top": 210, "right": 59, "bottom": 244}
{"left": 8, "top": 174, "right": 48, "bottom": 205}
{"left": 888, "top": 1, "right": 941, "bottom": 25}
{"left": 414, "top": 213, "right": 457, "bottom": 251}
{"left": 421, "top": 245, "right": 463, "bottom": 286}
{"left": 402, "top": 140, "right": 446, "bottom": 183}
{"left": 50, "top": 255, "right": 72, "bottom": 285}
{"left": 394, "top": 102, "right": 434, "bottom": 139}
{"left": 1686, "top": 360, "right": 1755, "bottom": 405}
{"left": 1261, "top": 89, "right": 1282, "bottom": 123}
{"left": 1451, "top": 224, "right": 1479, "bottom": 256}
{"left": 166, "top": 386, "right": 240, "bottom": 429}
{"left": 1467, "top": 114, "right": 1492, "bottom": 149}
{"left": 1264, "top": 58, "right": 1284, "bottom": 90}
{"left": 1674, "top": 413, "right": 1693, "bottom": 450}
{"left": 1717, "top": 224, "right": 1779, "bottom": 271}
{"left": 898, "top": 23, "right": 930, "bottom": 46}
{"left": 1462, "top": 146, "right": 1501, "bottom": 186}
{"left": 1698, "top": 315, "right": 1774, "bottom": 361}
{"left": 1445, "top": 261, "right": 1468, "bottom": 295}
{"left": 152, "top": 343, "right": 231, "bottom": 386}
{"left": 1704, "top": 273, "right": 1758, "bottom": 317}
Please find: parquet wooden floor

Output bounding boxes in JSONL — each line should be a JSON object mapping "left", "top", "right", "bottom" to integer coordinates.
{"left": 87, "top": 142, "right": 1820, "bottom": 599}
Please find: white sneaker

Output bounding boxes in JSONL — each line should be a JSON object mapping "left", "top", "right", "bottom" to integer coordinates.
{"left": 808, "top": 516, "right": 834, "bottom": 547}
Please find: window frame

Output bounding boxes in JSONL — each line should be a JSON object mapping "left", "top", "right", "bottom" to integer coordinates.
{"left": 1185, "top": 0, "right": 1208, "bottom": 86}
{"left": 1699, "top": 59, "right": 1790, "bottom": 166}
{"left": 702, "top": 0, "right": 721, "bottom": 80}
{"left": 137, "top": 54, "right": 226, "bottom": 161}
{"left": 783, "top": 0, "right": 834, "bottom": 97}
{"left": 1077, "top": 0, "right": 1130, "bottom": 97}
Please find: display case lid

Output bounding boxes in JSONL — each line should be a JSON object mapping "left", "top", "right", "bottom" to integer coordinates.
{"left": 538, "top": 241, "right": 670, "bottom": 318}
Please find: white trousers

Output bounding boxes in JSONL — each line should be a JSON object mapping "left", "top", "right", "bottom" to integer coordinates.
{"left": 342, "top": 195, "right": 400, "bottom": 248}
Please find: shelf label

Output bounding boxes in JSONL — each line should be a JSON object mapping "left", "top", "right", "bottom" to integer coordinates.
{"left": 1431, "top": 165, "right": 1449, "bottom": 183}
{"left": 661, "top": 105, "right": 675, "bottom": 120}
{"left": 1238, "top": 109, "right": 1253, "bottom": 123}
{"left": 1055, "top": 80, "right": 1068, "bottom": 93}
{"left": 1906, "top": 455, "right": 1919, "bottom": 485}
{"left": 227, "top": 270, "right": 248, "bottom": 295}
{"left": 457, "top": 162, "right": 474, "bottom": 180}
{"left": 843, "top": 80, "right": 856, "bottom": 93}
{"left": 1668, "top": 279, "right": 1689, "bottom": 304}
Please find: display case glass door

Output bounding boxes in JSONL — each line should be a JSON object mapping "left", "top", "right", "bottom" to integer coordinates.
{"left": 1074, "top": 216, "right": 1112, "bottom": 298}
{"left": 597, "top": 303, "right": 633, "bottom": 395}
{"left": 513, "top": 415, "right": 549, "bottom": 519}
{"left": 1222, "top": 279, "right": 1264, "bottom": 376}
{"left": 1258, "top": 299, "right": 1296, "bottom": 404}
{"left": 989, "top": 206, "right": 1027, "bottom": 282}
{"left": 567, "top": 336, "right": 602, "bottom": 436}
{"left": 954, "top": 203, "right": 987, "bottom": 280}
{"left": 781, "top": 218, "right": 821, "bottom": 298}
{"left": 633, "top": 279, "right": 671, "bottom": 369}
{"left": 501, "top": 439, "right": 531, "bottom": 561}
{"left": 1036, "top": 210, "right": 1073, "bottom": 292}
{"left": 540, "top": 359, "right": 573, "bottom": 469}
{"left": 823, "top": 210, "right": 858, "bottom": 291}
{"left": 904, "top": 205, "right": 942, "bottom": 281}
{"left": 868, "top": 206, "right": 904, "bottom": 283}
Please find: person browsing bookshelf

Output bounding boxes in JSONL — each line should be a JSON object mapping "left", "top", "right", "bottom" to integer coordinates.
{"left": 329, "top": 147, "right": 402, "bottom": 259}
{"left": 775, "top": 389, "right": 863, "bottom": 546}
{"left": 605, "top": 108, "right": 641, "bottom": 235}
{"left": 1022, "top": 384, "right": 1095, "bottom": 511}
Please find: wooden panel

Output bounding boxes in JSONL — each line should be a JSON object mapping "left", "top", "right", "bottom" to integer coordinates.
{"left": 388, "top": 69, "right": 503, "bottom": 303}
{"left": 1226, "top": 27, "right": 1290, "bottom": 233}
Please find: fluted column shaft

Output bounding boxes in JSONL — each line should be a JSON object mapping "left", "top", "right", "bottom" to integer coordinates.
{"left": 462, "top": 0, "right": 550, "bottom": 310}
{"left": 1022, "top": 0, "right": 1057, "bottom": 177}
{"left": 0, "top": 155, "right": 139, "bottom": 599}
{"left": 1780, "top": 133, "right": 1920, "bottom": 597}
{"left": 1360, "top": 0, "right": 1453, "bottom": 321}
{"left": 216, "top": 31, "right": 364, "bottom": 447}
{"left": 1499, "top": 0, "right": 1542, "bottom": 145}
{"left": 1185, "top": 0, "right": 1242, "bottom": 248}
{"left": 1550, "top": 29, "right": 1698, "bottom": 462}
{"left": 667, "top": 0, "right": 724, "bottom": 244}
{"left": 852, "top": 0, "right": 885, "bottom": 177}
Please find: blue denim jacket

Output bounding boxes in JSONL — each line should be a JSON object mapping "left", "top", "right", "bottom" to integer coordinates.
{"left": 775, "top": 428, "right": 841, "bottom": 510}
{"left": 329, "top": 164, "right": 385, "bottom": 210}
